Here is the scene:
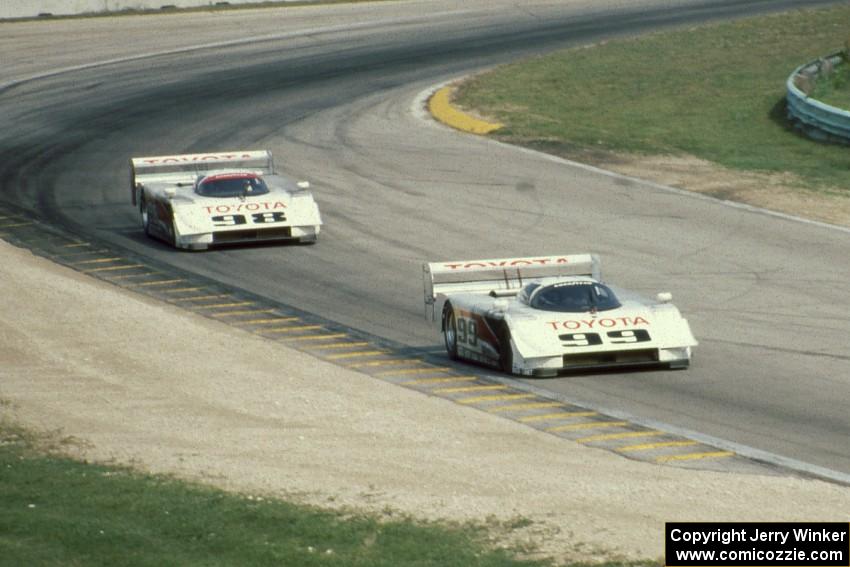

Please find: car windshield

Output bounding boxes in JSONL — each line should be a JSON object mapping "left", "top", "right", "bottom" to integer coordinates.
{"left": 529, "top": 281, "right": 621, "bottom": 313}
{"left": 196, "top": 174, "right": 269, "bottom": 198}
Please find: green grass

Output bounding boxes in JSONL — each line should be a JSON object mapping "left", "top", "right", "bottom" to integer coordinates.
{"left": 0, "top": 424, "right": 563, "bottom": 567}
{"left": 456, "top": 4, "right": 850, "bottom": 193}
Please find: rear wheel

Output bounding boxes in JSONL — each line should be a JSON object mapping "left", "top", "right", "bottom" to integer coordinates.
{"left": 498, "top": 326, "right": 513, "bottom": 375}
{"left": 443, "top": 303, "right": 459, "bottom": 360}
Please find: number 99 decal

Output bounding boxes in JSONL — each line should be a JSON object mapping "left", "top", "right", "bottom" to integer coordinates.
{"left": 558, "top": 333, "right": 603, "bottom": 347}
{"left": 559, "top": 329, "right": 651, "bottom": 347}
{"left": 456, "top": 317, "right": 479, "bottom": 348}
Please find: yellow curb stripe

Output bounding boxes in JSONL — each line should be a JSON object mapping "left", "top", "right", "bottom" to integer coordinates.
{"left": 261, "top": 325, "right": 324, "bottom": 334}
{"left": 0, "top": 222, "right": 32, "bottom": 228}
{"left": 401, "top": 376, "right": 478, "bottom": 385}
{"left": 617, "top": 440, "right": 700, "bottom": 453}
{"left": 210, "top": 309, "right": 276, "bottom": 318}
{"left": 199, "top": 301, "right": 253, "bottom": 309}
{"left": 459, "top": 393, "right": 536, "bottom": 405}
{"left": 131, "top": 278, "right": 186, "bottom": 288}
{"left": 108, "top": 271, "right": 156, "bottom": 280}
{"left": 429, "top": 86, "right": 503, "bottom": 135}
{"left": 518, "top": 411, "right": 598, "bottom": 423}
{"left": 163, "top": 286, "right": 205, "bottom": 293}
{"left": 375, "top": 367, "right": 450, "bottom": 377}
{"left": 489, "top": 402, "right": 564, "bottom": 413}
{"left": 73, "top": 257, "right": 123, "bottom": 265}
{"left": 303, "top": 342, "right": 370, "bottom": 350}
{"left": 347, "top": 359, "right": 419, "bottom": 369}
{"left": 282, "top": 333, "right": 348, "bottom": 342}
{"left": 325, "top": 350, "right": 386, "bottom": 360}
{"left": 576, "top": 430, "right": 666, "bottom": 444}
{"left": 546, "top": 421, "right": 629, "bottom": 433}
{"left": 172, "top": 294, "right": 228, "bottom": 302}
{"left": 83, "top": 264, "right": 144, "bottom": 273}
{"left": 237, "top": 317, "right": 300, "bottom": 325}
{"left": 433, "top": 384, "right": 506, "bottom": 394}
{"left": 656, "top": 451, "right": 735, "bottom": 463}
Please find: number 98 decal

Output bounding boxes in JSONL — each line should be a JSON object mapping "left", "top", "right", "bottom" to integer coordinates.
{"left": 559, "top": 329, "right": 651, "bottom": 347}
{"left": 211, "top": 212, "right": 287, "bottom": 227}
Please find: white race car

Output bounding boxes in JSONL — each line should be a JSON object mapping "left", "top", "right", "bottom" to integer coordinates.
{"left": 424, "top": 253, "right": 697, "bottom": 377}
{"left": 130, "top": 150, "right": 321, "bottom": 250}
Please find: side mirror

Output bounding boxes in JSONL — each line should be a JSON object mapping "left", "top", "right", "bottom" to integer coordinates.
{"left": 493, "top": 298, "right": 509, "bottom": 312}
{"left": 297, "top": 181, "right": 311, "bottom": 190}
{"left": 164, "top": 187, "right": 177, "bottom": 199}
{"left": 656, "top": 292, "right": 673, "bottom": 303}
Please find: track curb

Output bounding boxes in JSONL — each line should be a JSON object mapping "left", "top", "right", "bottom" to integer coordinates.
{"left": 427, "top": 85, "right": 502, "bottom": 135}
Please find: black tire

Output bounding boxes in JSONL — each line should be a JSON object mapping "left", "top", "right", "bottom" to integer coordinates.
{"left": 498, "top": 325, "right": 513, "bottom": 375}
{"left": 164, "top": 213, "right": 176, "bottom": 247}
{"left": 140, "top": 197, "right": 152, "bottom": 237}
{"left": 443, "top": 303, "right": 459, "bottom": 360}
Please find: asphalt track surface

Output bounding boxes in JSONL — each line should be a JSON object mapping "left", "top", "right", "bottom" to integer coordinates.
{"left": 2, "top": 0, "right": 849, "bottom": 476}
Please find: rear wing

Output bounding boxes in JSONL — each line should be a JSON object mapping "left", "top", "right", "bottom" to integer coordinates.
{"left": 130, "top": 150, "right": 274, "bottom": 204}
{"left": 423, "top": 253, "right": 600, "bottom": 318}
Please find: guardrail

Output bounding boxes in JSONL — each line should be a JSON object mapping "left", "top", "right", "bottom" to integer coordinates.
{"left": 786, "top": 52, "right": 850, "bottom": 144}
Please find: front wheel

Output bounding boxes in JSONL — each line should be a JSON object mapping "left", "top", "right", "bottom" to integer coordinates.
{"left": 164, "top": 212, "right": 176, "bottom": 247}
{"left": 443, "top": 304, "right": 459, "bottom": 360}
{"left": 140, "top": 197, "right": 152, "bottom": 237}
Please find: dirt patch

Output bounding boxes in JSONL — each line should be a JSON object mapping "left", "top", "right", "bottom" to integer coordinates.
{"left": 518, "top": 143, "right": 850, "bottom": 229}
{"left": 609, "top": 154, "right": 850, "bottom": 226}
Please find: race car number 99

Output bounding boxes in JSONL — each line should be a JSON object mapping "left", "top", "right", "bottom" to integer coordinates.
{"left": 559, "top": 329, "right": 651, "bottom": 347}
{"left": 456, "top": 317, "right": 479, "bottom": 347}
{"left": 212, "top": 212, "right": 287, "bottom": 226}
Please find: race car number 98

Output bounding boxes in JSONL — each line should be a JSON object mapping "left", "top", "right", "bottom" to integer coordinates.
{"left": 211, "top": 212, "right": 287, "bottom": 226}
{"left": 559, "top": 329, "right": 651, "bottom": 347}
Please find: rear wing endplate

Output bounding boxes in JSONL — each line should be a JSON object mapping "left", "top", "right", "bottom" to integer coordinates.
{"left": 129, "top": 150, "right": 274, "bottom": 204}
{"left": 423, "top": 253, "right": 600, "bottom": 319}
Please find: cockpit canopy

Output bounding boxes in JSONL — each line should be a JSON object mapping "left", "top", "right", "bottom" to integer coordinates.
{"left": 520, "top": 280, "right": 621, "bottom": 313}
{"left": 196, "top": 173, "right": 269, "bottom": 198}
